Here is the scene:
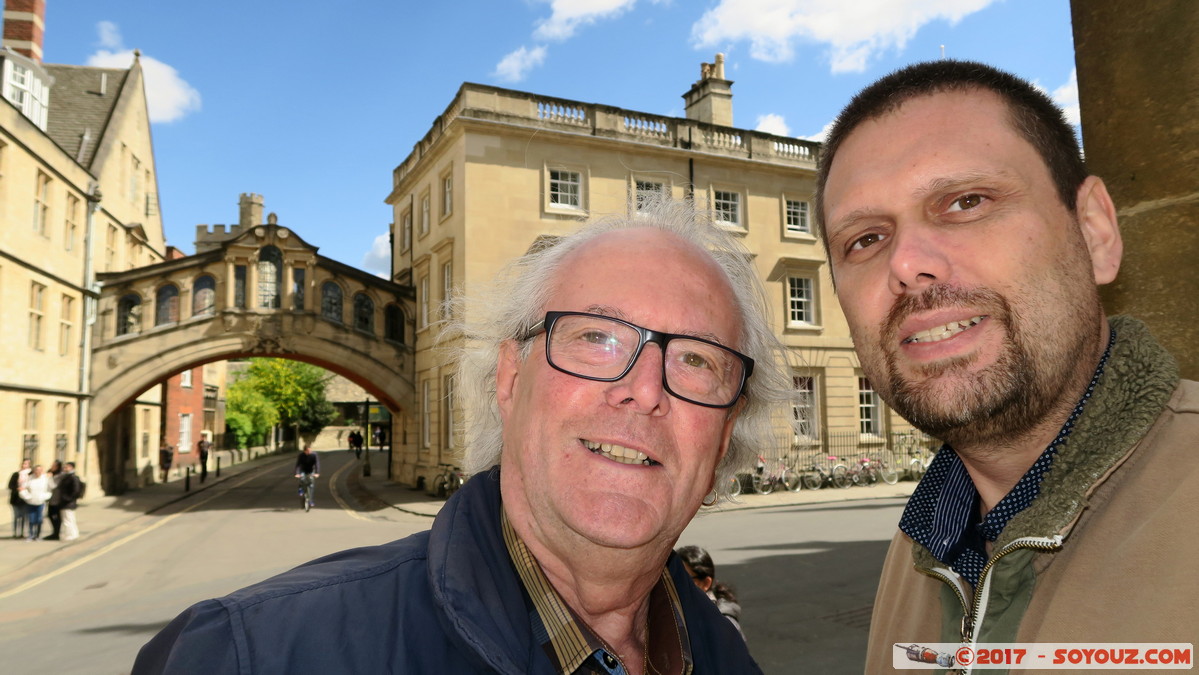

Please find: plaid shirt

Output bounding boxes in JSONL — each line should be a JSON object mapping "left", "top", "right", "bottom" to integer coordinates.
{"left": 502, "top": 513, "right": 693, "bottom": 675}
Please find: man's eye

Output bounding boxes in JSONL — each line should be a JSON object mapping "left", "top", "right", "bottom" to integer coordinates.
{"left": 580, "top": 330, "right": 616, "bottom": 345}
{"left": 849, "top": 232, "right": 885, "bottom": 251}
{"left": 947, "top": 194, "right": 985, "bottom": 212}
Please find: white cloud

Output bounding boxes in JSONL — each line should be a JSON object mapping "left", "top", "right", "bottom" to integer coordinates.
{"left": 87, "top": 22, "right": 201, "bottom": 124}
{"left": 691, "top": 0, "right": 995, "bottom": 72}
{"left": 801, "top": 119, "right": 835, "bottom": 143}
{"left": 493, "top": 45, "right": 548, "bottom": 83}
{"left": 533, "top": 0, "right": 639, "bottom": 41}
{"left": 1052, "top": 68, "right": 1080, "bottom": 127}
{"left": 755, "top": 113, "right": 791, "bottom": 136}
{"left": 361, "top": 233, "right": 391, "bottom": 277}
{"left": 97, "top": 20, "right": 122, "bottom": 49}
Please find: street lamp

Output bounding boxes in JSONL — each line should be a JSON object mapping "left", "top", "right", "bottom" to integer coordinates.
{"left": 361, "top": 397, "right": 371, "bottom": 477}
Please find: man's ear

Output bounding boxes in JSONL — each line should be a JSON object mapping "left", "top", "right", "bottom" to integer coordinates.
{"left": 496, "top": 340, "right": 521, "bottom": 422}
{"left": 1075, "top": 176, "right": 1123, "bottom": 285}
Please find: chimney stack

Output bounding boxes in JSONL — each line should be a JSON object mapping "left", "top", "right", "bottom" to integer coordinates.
{"left": 682, "top": 53, "right": 733, "bottom": 127}
{"left": 238, "top": 193, "right": 264, "bottom": 228}
{"left": 2, "top": 0, "right": 46, "bottom": 62}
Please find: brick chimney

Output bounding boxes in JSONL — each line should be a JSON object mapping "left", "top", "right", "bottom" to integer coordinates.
{"left": 238, "top": 193, "right": 264, "bottom": 228}
{"left": 2, "top": 0, "right": 46, "bottom": 62}
{"left": 682, "top": 53, "right": 733, "bottom": 127}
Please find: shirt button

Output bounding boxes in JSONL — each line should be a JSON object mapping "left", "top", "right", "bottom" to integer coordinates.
{"left": 602, "top": 652, "right": 617, "bottom": 668}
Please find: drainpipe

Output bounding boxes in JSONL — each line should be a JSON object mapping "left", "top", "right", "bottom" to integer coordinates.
{"left": 77, "top": 184, "right": 103, "bottom": 476}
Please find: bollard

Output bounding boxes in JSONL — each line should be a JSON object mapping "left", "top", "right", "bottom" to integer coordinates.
{"left": 185, "top": 466, "right": 192, "bottom": 492}
{"left": 216, "top": 456, "right": 222, "bottom": 478}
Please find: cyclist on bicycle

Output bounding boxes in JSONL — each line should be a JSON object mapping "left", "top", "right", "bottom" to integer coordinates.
{"left": 294, "top": 445, "right": 320, "bottom": 510}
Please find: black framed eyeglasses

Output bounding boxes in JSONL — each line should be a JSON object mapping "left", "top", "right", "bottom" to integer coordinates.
{"left": 522, "top": 311, "right": 754, "bottom": 409}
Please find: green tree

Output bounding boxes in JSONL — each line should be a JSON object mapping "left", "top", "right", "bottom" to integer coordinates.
{"left": 225, "top": 377, "right": 279, "bottom": 449}
{"left": 243, "top": 359, "right": 337, "bottom": 438}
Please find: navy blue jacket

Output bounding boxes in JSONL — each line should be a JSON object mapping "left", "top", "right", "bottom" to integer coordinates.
{"left": 133, "top": 467, "right": 761, "bottom": 674}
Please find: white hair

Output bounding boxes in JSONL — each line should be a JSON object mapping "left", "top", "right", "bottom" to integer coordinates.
{"left": 449, "top": 199, "right": 796, "bottom": 502}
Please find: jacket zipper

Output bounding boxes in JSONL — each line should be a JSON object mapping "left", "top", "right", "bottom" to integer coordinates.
{"left": 917, "top": 535, "right": 1064, "bottom": 674}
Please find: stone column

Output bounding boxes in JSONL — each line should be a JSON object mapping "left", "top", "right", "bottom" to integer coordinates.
{"left": 224, "top": 258, "right": 235, "bottom": 309}
{"left": 1072, "top": 0, "right": 1199, "bottom": 379}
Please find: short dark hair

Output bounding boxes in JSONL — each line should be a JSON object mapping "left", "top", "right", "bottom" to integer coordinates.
{"left": 814, "top": 60, "right": 1087, "bottom": 249}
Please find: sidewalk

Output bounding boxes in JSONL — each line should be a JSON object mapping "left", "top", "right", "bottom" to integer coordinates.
{"left": 349, "top": 465, "right": 918, "bottom": 518}
{"left": 1, "top": 452, "right": 916, "bottom": 592}
{"left": 0, "top": 450, "right": 295, "bottom": 591}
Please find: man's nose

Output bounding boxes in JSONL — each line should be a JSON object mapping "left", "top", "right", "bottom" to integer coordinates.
{"left": 887, "top": 224, "right": 952, "bottom": 295}
{"left": 605, "top": 343, "right": 671, "bottom": 416}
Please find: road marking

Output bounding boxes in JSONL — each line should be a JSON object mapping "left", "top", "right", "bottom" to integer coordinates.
{"left": 0, "top": 467, "right": 272, "bottom": 600}
{"left": 330, "top": 459, "right": 374, "bottom": 523}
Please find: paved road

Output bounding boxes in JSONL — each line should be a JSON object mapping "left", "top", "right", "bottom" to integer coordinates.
{"left": 0, "top": 449, "right": 909, "bottom": 674}
{"left": 0, "top": 450, "right": 433, "bottom": 674}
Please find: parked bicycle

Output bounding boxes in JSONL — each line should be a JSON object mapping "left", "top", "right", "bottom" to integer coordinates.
{"left": 801, "top": 456, "right": 851, "bottom": 490}
{"left": 847, "top": 455, "right": 899, "bottom": 487}
{"left": 432, "top": 463, "right": 465, "bottom": 499}
{"left": 749, "top": 454, "right": 802, "bottom": 494}
{"left": 894, "top": 430, "right": 934, "bottom": 480}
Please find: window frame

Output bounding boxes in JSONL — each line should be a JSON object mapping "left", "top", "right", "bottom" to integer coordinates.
{"left": 783, "top": 198, "right": 813, "bottom": 238}
{"left": 711, "top": 187, "right": 744, "bottom": 230}
{"left": 58, "top": 294, "right": 74, "bottom": 356}
{"left": 29, "top": 281, "right": 45, "bottom": 350}
{"left": 440, "top": 170, "right": 453, "bottom": 221}
{"left": 400, "top": 208, "right": 412, "bottom": 253}
{"left": 33, "top": 170, "right": 51, "bottom": 238}
{"left": 786, "top": 275, "right": 815, "bottom": 328}
{"left": 419, "top": 192, "right": 431, "bottom": 238}
{"left": 792, "top": 373, "right": 820, "bottom": 444}
{"left": 632, "top": 177, "right": 668, "bottom": 213}
{"left": 858, "top": 376, "right": 883, "bottom": 438}
{"left": 544, "top": 164, "right": 587, "bottom": 215}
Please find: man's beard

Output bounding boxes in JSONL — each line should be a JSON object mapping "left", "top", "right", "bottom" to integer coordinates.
{"left": 869, "top": 285, "right": 1096, "bottom": 449}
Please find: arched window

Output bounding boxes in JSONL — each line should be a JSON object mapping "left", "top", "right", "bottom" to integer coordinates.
{"left": 321, "top": 282, "right": 343, "bottom": 323}
{"left": 117, "top": 293, "right": 142, "bottom": 336}
{"left": 258, "top": 245, "right": 282, "bottom": 309}
{"left": 155, "top": 285, "right": 179, "bottom": 326}
{"left": 353, "top": 293, "right": 374, "bottom": 333}
{"left": 384, "top": 304, "right": 404, "bottom": 344}
{"left": 193, "top": 275, "right": 216, "bottom": 316}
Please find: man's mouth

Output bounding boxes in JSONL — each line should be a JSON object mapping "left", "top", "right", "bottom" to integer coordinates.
{"left": 581, "top": 439, "right": 657, "bottom": 466}
{"left": 903, "top": 316, "right": 985, "bottom": 344}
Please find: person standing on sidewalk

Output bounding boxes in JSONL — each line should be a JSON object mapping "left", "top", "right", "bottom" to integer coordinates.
{"left": 19, "top": 464, "right": 52, "bottom": 541}
{"left": 158, "top": 440, "right": 173, "bottom": 484}
{"left": 9, "top": 458, "right": 31, "bottom": 539}
{"left": 815, "top": 60, "right": 1199, "bottom": 662}
{"left": 43, "top": 460, "right": 64, "bottom": 540}
{"left": 56, "top": 462, "right": 82, "bottom": 541}
{"left": 134, "top": 201, "right": 794, "bottom": 674}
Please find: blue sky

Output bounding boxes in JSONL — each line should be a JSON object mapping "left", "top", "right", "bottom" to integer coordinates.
{"left": 39, "top": 0, "right": 1078, "bottom": 275}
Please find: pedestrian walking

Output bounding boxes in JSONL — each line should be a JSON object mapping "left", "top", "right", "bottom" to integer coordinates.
{"left": 57, "top": 461, "right": 82, "bottom": 541}
{"left": 197, "top": 432, "right": 212, "bottom": 483}
{"left": 19, "top": 464, "right": 52, "bottom": 541}
{"left": 158, "top": 440, "right": 174, "bottom": 483}
{"left": 9, "top": 458, "right": 31, "bottom": 538}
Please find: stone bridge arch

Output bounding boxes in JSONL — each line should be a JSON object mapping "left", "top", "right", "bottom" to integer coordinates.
{"left": 90, "top": 222, "right": 414, "bottom": 491}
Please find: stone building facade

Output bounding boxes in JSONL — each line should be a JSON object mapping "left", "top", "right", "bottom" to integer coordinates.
{"left": 385, "top": 57, "right": 914, "bottom": 490}
{"left": 0, "top": 3, "right": 165, "bottom": 486}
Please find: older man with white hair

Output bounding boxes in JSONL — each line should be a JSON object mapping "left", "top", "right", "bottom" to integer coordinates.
{"left": 135, "top": 201, "right": 794, "bottom": 674}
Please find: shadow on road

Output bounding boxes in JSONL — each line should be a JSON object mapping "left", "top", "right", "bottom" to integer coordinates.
{"left": 717, "top": 539, "right": 890, "bottom": 674}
